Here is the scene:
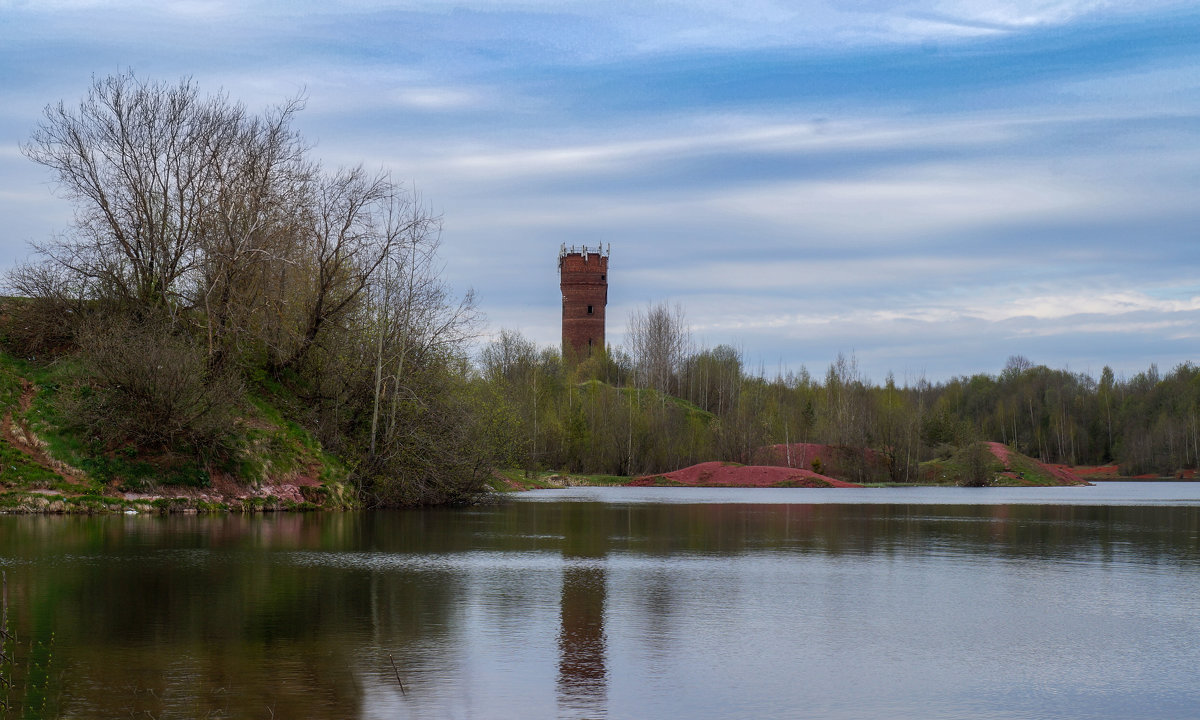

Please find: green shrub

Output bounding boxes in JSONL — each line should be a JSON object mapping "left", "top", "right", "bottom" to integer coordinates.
{"left": 58, "top": 313, "right": 242, "bottom": 452}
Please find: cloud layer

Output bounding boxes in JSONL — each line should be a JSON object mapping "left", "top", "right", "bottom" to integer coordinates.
{"left": 1, "top": 0, "right": 1197, "bottom": 380}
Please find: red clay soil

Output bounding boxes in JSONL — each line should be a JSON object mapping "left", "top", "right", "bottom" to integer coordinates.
{"left": 985, "top": 442, "right": 1011, "bottom": 465}
{"left": 1042, "top": 463, "right": 1087, "bottom": 485}
{"left": 1023, "top": 465, "right": 1193, "bottom": 480}
{"left": 1072, "top": 465, "right": 1121, "bottom": 477}
{"left": 631, "top": 461, "right": 862, "bottom": 488}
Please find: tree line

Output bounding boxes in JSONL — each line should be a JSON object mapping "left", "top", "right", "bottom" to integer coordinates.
{"left": 477, "top": 303, "right": 1200, "bottom": 480}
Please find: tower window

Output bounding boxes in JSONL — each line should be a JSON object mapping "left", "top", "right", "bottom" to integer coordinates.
{"left": 600, "top": 274, "right": 606, "bottom": 282}
{"left": 587, "top": 305, "right": 593, "bottom": 314}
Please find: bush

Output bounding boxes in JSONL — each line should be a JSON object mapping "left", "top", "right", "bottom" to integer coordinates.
{"left": 58, "top": 314, "right": 241, "bottom": 451}
{"left": 961, "top": 441, "right": 994, "bottom": 487}
{"left": 0, "top": 294, "right": 76, "bottom": 359}
{"left": 354, "top": 360, "right": 491, "bottom": 507}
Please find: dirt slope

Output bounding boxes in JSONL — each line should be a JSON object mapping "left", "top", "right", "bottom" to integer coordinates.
{"left": 983, "top": 442, "right": 1088, "bottom": 486}
{"left": 631, "top": 461, "right": 862, "bottom": 488}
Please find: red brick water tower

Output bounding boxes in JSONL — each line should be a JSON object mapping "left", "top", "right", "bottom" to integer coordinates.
{"left": 559, "top": 244, "right": 609, "bottom": 360}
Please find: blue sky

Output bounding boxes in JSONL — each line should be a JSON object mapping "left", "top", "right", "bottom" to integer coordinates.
{"left": 1, "top": 1, "right": 1198, "bottom": 382}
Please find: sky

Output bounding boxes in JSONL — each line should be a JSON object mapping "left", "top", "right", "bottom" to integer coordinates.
{"left": 1, "top": 1, "right": 1198, "bottom": 383}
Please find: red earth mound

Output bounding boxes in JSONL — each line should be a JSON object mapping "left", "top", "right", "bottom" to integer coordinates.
{"left": 1068, "top": 466, "right": 1194, "bottom": 480}
{"left": 631, "top": 461, "right": 862, "bottom": 488}
{"left": 1071, "top": 464, "right": 1121, "bottom": 477}
{"left": 985, "top": 442, "right": 1011, "bottom": 465}
{"left": 1043, "top": 463, "right": 1087, "bottom": 485}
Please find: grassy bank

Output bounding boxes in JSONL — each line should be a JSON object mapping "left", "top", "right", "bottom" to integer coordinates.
{"left": 0, "top": 351, "right": 358, "bottom": 514}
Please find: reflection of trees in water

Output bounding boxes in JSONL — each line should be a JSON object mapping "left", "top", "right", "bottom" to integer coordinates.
{"left": 512, "top": 502, "right": 1200, "bottom": 562}
{"left": 1, "top": 512, "right": 477, "bottom": 719}
{"left": 5, "top": 500, "right": 1200, "bottom": 717}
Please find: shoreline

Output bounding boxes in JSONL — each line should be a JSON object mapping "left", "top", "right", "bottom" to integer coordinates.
{"left": 0, "top": 491, "right": 327, "bottom": 515}
{"left": 5, "top": 472, "right": 1194, "bottom": 515}
{"left": 0, "top": 479, "right": 359, "bottom": 515}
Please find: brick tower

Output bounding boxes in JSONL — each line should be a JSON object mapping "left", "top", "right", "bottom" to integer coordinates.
{"left": 559, "top": 244, "right": 609, "bottom": 360}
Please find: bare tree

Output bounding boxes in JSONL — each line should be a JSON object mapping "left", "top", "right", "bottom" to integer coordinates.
{"left": 191, "top": 96, "right": 312, "bottom": 367}
{"left": 480, "top": 329, "right": 539, "bottom": 385}
{"left": 21, "top": 73, "right": 239, "bottom": 312}
{"left": 18, "top": 71, "right": 433, "bottom": 378}
{"left": 627, "top": 301, "right": 690, "bottom": 395}
{"left": 265, "top": 167, "right": 438, "bottom": 375}
{"left": 366, "top": 218, "right": 479, "bottom": 458}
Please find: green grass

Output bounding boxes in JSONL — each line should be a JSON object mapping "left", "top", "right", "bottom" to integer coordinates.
{"left": 919, "top": 443, "right": 1070, "bottom": 486}
{"left": 78, "top": 452, "right": 210, "bottom": 490}
{"left": 238, "top": 390, "right": 347, "bottom": 487}
{"left": 0, "top": 349, "right": 353, "bottom": 511}
{"left": 0, "top": 359, "right": 25, "bottom": 410}
{"left": 1000, "top": 453, "right": 1060, "bottom": 485}
{"left": 0, "top": 442, "right": 62, "bottom": 488}
{"left": 632, "top": 475, "right": 687, "bottom": 487}
{"left": 576, "top": 473, "right": 633, "bottom": 486}
{"left": 614, "top": 384, "right": 717, "bottom": 422}
{"left": 573, "top": 380, "right": 718, "bottom": 425}
{"left": 491, "top": 469, "right": 558, "bottom": 490}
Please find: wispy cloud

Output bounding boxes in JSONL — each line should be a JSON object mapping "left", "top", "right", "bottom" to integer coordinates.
{"left": 972, "top": 292, "right": 1200, "bottom": 322}
{"left": 2, "top": 0, "right": 1198, "bottom": 379}
{"left": 389, "top": 86, "right": 485, "bottom": 110}
{"left": 652, "top": 287, "right": 1200, "bottom": 331}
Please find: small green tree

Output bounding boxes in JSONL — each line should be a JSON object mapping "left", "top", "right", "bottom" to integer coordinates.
{"left": 961, "top": 441, "right": 994, "bottom": 487}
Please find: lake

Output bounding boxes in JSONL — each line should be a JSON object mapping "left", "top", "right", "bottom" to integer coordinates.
{"left": 2, "top": 482, "right": 1198, "bottom": 719}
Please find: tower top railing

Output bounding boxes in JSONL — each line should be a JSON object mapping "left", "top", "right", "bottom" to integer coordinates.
{"left": 559, "top": 243, "right": 610, "bottom": 263}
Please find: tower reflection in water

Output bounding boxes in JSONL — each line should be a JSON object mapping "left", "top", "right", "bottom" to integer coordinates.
{"left": 557, "top": 502, "right": 609, "bottom": 718}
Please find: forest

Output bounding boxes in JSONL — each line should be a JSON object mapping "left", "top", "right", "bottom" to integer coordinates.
{"left": 478, "top": 316, "right": 1200, "bottom": 482}
{"left": 5, "top": 72, "right": 1197, "bottom": 507}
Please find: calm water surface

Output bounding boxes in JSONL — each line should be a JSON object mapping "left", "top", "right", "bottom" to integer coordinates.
{"left": 2, "top": 482, "right": 1198, "bottom": 719}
